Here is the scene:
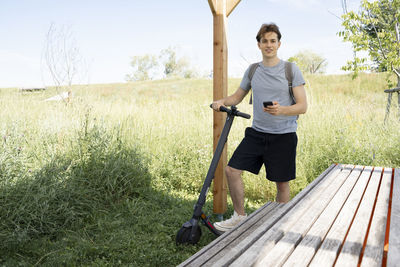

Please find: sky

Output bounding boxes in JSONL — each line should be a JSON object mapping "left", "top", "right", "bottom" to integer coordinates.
{"left": 0, "top": 0, "right": 361, "bottom": 88}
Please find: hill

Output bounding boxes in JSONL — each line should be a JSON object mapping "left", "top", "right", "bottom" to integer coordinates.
{"left": 0, "top": 73, "right": 399, "bottom": 265}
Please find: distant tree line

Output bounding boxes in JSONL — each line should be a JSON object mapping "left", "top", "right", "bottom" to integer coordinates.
{"left": 125, "top": 46, "right": 202, "bottom": 81}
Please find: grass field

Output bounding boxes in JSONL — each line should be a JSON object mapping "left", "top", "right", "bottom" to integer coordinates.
{"left": 0, "top": 73, "right": 399, "bottom": 266}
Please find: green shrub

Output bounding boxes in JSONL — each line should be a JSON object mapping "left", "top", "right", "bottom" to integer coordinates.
{"left": 0, "top": 120, "right": 151, "bottom": 250}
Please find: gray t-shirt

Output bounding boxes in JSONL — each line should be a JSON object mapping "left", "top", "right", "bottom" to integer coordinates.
{"left": 240, "top": 60, "right": 305, "bottom": 134}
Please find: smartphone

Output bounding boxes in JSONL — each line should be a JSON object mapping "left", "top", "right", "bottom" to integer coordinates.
{"left": 263, "top": 101, "right": 273, "bottom": 108}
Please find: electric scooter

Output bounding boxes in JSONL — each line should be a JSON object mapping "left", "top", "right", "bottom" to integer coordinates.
{"left": 176, "top": 105, "right": 251, "bottom": 245}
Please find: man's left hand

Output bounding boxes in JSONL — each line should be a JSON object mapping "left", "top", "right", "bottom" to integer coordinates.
{"left": 263, "top": 101, "right": 284, "bottom": 115}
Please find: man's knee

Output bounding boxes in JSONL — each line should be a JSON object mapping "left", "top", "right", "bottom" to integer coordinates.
{"left": 225, "top": 166, "right": 242, "bottom": 179}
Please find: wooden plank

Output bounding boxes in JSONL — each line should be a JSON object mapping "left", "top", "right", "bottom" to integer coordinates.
{"left": 178, "top": 201, "right": 281, "bottom": 267}
{"left": 202, "top": 203, "right": 283, "bottom": 267}
{"left": 226, "top": 0, "right": 241, "bottom": 16}
{"left": 255, "top": 165, "right": 364, "bottom": 266}
{"left": 335, "top": 167, "right": 383, "bottom": 266}
{"left": 208, "top": 0, "right": 217, "bottom": 15}
{"left": 384, "top": 87, "right": 400, "bottom": 93}
{"left": 387, "top": 168, "right": 400, "bottom": 266}
{"left": 282, "top": 166, "right": 368, "bottom": 267}
{"left": 308, "top": 166, "right": 375, "bottom": 266}
{"left": 361, "top": 168, "right": 392, "bottom": 266}
{"left": 223, "top": 164, "right": 346, "bottom": 266}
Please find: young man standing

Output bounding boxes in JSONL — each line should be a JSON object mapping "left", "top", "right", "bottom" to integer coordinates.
{"left": 211, "top": 23, "right": 307, "bottom": 232}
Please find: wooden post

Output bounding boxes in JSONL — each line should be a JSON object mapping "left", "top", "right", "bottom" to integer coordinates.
{"left": 208, "top": 0, "right": 241, "bottom": 215}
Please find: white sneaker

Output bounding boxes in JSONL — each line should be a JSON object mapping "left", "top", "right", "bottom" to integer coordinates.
{"left": 214, "top": 211, "right": 247, "bottom": 232}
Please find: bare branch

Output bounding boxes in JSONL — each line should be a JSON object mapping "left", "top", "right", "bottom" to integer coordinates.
{"left": 314, "top": 59, "right": 327, "bottom": 73}
{"left": 327, "top": 10, "right": 343, "bottom": 21}
{"left": 240, "top": 53, "right": 251, "bottom": 65}
{"left": 395, "top": 22, "right": 400, "bottom": 56}
{"left": 341, "top": 0, "right": 348, "bottom": 14}
{"left": 392, "top": 65, "right": 400, "bottom": 77}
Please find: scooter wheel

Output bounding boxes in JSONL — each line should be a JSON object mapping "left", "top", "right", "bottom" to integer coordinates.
{"left": 176, "top": 226, "right": 202, "bottom": 245}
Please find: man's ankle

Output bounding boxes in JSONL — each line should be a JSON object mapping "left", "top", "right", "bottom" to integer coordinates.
{"left": 234, "top": 210, "right": 246, "bottom": 216}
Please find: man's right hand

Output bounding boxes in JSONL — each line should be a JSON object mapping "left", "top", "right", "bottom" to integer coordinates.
{"left": 211, "top": 101, "right": 225, "bottom": 111}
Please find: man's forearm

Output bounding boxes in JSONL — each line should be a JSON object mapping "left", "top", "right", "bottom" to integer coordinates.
{"left": 281, "top": 102, "right": 307, "bottom": 116}
{"left": 215, "top": 88, "right": 248, "bottom": 107}
{"left": 220, "top": 94, "right": 242, "bottom": 106}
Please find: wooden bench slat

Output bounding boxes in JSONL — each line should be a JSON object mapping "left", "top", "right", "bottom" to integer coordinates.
{"left": 225, "top": 164, "right": 346, "bottom": 266}
{"left": 255, "top": 165, "right": 364, "bottom": 266}
{"left": 201, "top": 202, "right": 283, "bottom": 267}
{"left": 309, "top": 165, "right": 375, "bottom": 266}
{"left": 282, "top": 165, "right": 368, "bottom": 267}
{"left": 384, "top": 87, "right": 400, "bottom": 93}
{"left": 179, "top": 201, "right": 281, "bottom": 267}
{"left": 335, "top": 167, "right": 383, "bottom": 266}
{"left": 361, "top": 168, "right": 392, "bottom": 266}
{"left": 387, "top": 168, "right": 400, "bottom": 266}
{"left": 179, "top": 202, "right": 279, "bottom": 266}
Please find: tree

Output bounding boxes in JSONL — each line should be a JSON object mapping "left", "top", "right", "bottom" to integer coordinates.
{"left": 338, "top": 0, "right": 400, "bottom": 87}
{"left": 125, "top": 54, "right": 157, "bottom": 81}
{"left": 159, "top": 46, "right": 194, "bottom": 78}
{"left": 288, "top": 50, "right": 327, "bottom": 74}
{"left": 42, "top": 23, "right": 88, "bottom": 103}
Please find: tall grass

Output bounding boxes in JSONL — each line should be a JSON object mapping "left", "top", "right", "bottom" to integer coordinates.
{"left": 0, "top": 73, "right": 399, "bottom": 265}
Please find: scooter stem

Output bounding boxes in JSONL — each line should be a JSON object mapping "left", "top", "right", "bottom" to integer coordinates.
{"left": 192, "top": 108, "right": 236, "bottom": 218}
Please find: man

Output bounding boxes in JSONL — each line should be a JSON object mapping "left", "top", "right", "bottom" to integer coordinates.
{"left": 211, "top": 23, "right": 307, "bottom": 232}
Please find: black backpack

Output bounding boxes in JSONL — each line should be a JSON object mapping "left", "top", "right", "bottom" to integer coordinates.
{"left": 248, "top": 61, "right": 295, "bottom": 105}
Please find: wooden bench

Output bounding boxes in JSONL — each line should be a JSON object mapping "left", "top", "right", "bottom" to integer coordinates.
{"left": 384, "top": 87, "right": 400, "bottom": 122}
{"left": 179, "top": 164, "right": 399, "bottom": 266}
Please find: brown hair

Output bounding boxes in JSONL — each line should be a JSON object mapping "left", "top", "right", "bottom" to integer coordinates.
{"left": 256, "top": 23, "right": 282, "bottom": 42}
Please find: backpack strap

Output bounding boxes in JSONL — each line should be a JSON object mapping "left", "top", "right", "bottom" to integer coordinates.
{"left": 248, "top": 63, "right": 259, "bottom": 104}
{"left": 284, "top": 61, "right": 296, "bottom": 104}
{"left": 284, "top": 61, "right": 299, "bottom": 119}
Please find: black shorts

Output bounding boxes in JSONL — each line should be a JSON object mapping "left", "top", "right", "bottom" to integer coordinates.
{"left": 228, "top": 127, "right": 297, "bottom": 182}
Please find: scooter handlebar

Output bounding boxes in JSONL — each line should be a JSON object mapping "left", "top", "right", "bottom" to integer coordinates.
{"left": 209, "top": 104, "right": 251, "bottom": 119}
{"left": 236, "top": 111, "right": 251, "bottom": 119}
{"left": 218, "top": 105, "right": 229, "bottom": 113}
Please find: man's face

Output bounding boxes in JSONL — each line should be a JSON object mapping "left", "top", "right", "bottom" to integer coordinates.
{"left": 258, "top": 32, "right": 281, "bottom": 59}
